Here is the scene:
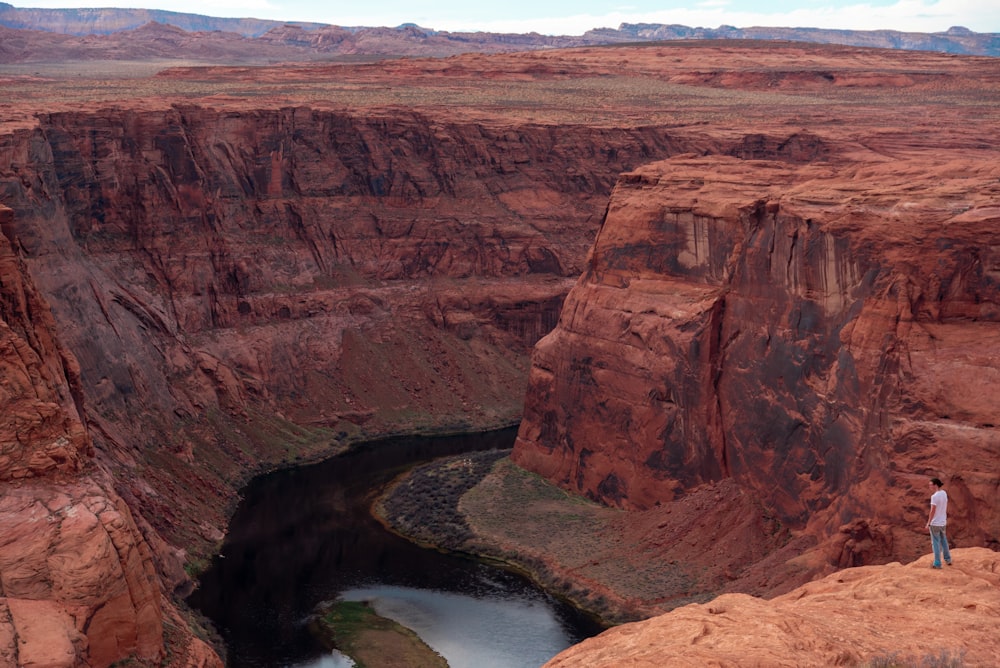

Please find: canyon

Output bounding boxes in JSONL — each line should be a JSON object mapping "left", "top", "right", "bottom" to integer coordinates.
{"left": 1, "top": 37, "right": 999, "bottom": 666}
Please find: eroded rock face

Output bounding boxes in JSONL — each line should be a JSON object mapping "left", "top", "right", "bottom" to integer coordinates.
{"left": 0, "top": 203, "right": 186, "bottom": 668}
{"left": 2, "top": 42, "right": 999, "bottom": 663}
{"left": 512, "top": 154, "right": 1000, "bottom": 578}
{"left": 3, "top": 105, "right": 697, "bottom": 432}
{"left": 0, "top": 204, "right": 90, "bottom": 481}
{"left": 0, "top": 103, "right": 733, "bottom": 565}
{"left": 0, "top": 100, "right": 714, "bottom": 665}
{"left": 0, "top": 479, "right": 166, "bottom": 668}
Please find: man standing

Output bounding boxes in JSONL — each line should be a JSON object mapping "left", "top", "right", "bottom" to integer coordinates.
{"left": 925, "top": 477, "right": 952, "bottom": 568}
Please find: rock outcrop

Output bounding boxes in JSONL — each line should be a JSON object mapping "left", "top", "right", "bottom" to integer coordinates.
{"left": 0, "top": 50, "right": 725, "bottom": 664}
{"left": 512, "top": 151, "right": 1000, "bottom": 582}
{"left": 0, "top": 100, "right": 736, "bottom": 567}
{"left": 0, "top": 204, "right": 90, "bottom": 481}
{"left": 0, "top": 203, "right": 215, "bottom": 667}
{"left": 0, "top": 480, "right": 166, "bottom": 667}
{"left": 545, "top": 547, "right": 1000, "bottom": 667}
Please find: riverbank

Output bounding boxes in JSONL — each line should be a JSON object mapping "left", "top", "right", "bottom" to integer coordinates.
{"left": 186, "top": 413, "right": 523, "bottom": 573}
{"left": 376, "top": 453, "right": 810, "bottom": 626}
{"left": 192, "top": 427, "right": 597, "bottom": 667}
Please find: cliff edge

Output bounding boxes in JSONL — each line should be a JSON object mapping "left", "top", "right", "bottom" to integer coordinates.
{"left": 2, "top": 41, "right": 999, "bottom": 665}
{"left": 546, "top": 547, "right": 1000, "bottom": 667}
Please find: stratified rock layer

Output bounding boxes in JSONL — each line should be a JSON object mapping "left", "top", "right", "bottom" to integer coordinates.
{"left": 0, "top": 204, "right": 90, "bottom": 481}
{"left": 0, "top": 480, "right": 166, "bottom": 667}
{"left": 513, "top": 152, "right": 1000, "bottom": 577}
{"left": 0, "top": 203, "right": 184, "bottom": 667}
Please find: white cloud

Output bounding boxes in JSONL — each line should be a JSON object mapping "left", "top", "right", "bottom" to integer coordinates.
{"left": 20, "top": 0, "right": 280, "bottom": 17}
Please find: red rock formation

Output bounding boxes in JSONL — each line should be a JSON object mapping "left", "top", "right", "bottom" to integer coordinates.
{"left": 0, "top": 480, "right": 166, "bottom": 667}
{"left": 0, "top": 203, "right": 209, "bottom": 667}
{"left": 0, "top": 79, "right": 712, "bottom": 663}
{"left": 0, "top": 98, "right": 730, "bottom": 571}
{"left": 0, "top": 204, "right": 90, "bottom": 480}
{"left": 545, "top": 547, "right": 1000, "bottom": 667}
{"left": 2, "top": 99, "right": 829, "bottom": 461}
{"left": 512, "top": 153, "right": 1000, "bottom": 582}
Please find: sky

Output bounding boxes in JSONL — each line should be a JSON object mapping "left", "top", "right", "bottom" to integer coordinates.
{"left": 11, "top": 0, "right": 1000, "bottom": 35}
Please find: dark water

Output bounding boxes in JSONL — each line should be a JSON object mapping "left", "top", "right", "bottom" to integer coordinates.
{"left": 188, "top": 428, "right": 606, "bottom": 667}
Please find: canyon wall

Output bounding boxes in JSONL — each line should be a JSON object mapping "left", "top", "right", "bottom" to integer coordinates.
{"left": 0, "top": 203, "right": 221, "bottom": 667}
{"left": 0, "top": 102, "right": 736, "bottom": 664}
{"left": 512, "top": 153, "right": 1000, "bottom": 579}
{"left": 1, "top": 106, "right": 702, "bottom": 563}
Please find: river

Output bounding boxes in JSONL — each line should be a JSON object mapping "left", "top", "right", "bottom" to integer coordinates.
{"left": 188, "top": 428, "right": 605, "bottom": 667}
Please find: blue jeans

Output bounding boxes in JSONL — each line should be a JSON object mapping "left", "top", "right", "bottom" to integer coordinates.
{"left": 930, "top": 525, "right": 951, "bottom": 566}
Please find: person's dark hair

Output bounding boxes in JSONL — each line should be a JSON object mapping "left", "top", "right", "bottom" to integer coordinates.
{"left": 931, "top": 477, "right": 943, "bottom": 487}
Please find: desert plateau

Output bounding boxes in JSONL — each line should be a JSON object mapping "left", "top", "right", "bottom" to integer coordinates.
{"left": 1, "top": 9, "right": 999, "bottom": 668}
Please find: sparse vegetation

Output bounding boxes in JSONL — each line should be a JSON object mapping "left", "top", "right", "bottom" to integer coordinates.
{"left": 378, "top": 448, "right": 510, "bottom": 549}
{"left": 182, "top": 557, "right": 210, "bottom": 579}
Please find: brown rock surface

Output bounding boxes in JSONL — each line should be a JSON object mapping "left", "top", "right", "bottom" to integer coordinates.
{"left": 545, "top": 547, "right": 1000, "bottom": 667}
{"left": 0, "top": 479, "right": 166, "bottom": 667}
{"left": 0, "top": 203, "right": 204, "bottom": 667}
{"left": 0, "top": 204, "right": 90, "bottom": 481}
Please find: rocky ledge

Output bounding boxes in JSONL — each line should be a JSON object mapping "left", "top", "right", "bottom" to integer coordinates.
{"left": 546, "top": 547, "right": 1000, "bottom": 667}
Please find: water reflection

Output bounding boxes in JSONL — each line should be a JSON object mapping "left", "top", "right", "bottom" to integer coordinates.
{"left": 189, "top": 429, "right": 604, "bottom": 667}
{"left": 293, "top": 652, "right": 354, "bottom": 668}
{"left": 341, "top": 585, "right": 579, "bottom": 668}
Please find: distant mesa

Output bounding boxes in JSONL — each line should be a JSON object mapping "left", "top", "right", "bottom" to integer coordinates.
{"left": 0, "top": 3, "right": 996, "bottom": 57}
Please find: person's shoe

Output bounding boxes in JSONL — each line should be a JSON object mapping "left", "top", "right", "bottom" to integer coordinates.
{"left": 931, "top": 564, "right": 942, "bottom": 569}
{"left": 946, "top": 560, "right": 952, "bottom": 566}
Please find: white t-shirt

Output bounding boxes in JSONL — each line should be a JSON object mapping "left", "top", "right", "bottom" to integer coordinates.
{"left": 929, "top": 489, "right": 948, "bottom": 526}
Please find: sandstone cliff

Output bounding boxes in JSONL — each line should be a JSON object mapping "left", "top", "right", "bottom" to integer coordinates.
{"left": 0, "top": 103, "right": 721, "bottom": 567}
{"left": 0, "top": 72, "right": 715, "bottom": 664}
{"left": 0, "top": 203, "right": 221, "bottom": 668}
{"left": 512, "top": 150, "right": 1000, "bottom": 584}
